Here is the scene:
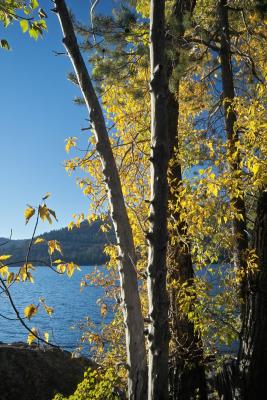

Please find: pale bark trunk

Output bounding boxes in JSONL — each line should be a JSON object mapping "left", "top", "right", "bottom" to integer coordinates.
{"left": 147, "top": 1, "right": 170, "bottom": 399}
{"left": 54, "top": 1, "right": 147, "bottom": 398}
{"left": 218, "top": 0, "right": 248, "bottom": 277}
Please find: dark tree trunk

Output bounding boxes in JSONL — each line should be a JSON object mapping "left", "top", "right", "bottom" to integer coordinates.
{"left": 167, "top": 2, "right": 207, "bottom": 399}
{"left": 147, "top": 1, "right": 170, "bottom": 398}
{"left": 167, "top": 88, "right": 207, "bottom": 400}
{"left": 238, "top": 190, "right": 267, "bottom": 399}
{"left": 218, "top": 0, "right": 248, "bottom": 278}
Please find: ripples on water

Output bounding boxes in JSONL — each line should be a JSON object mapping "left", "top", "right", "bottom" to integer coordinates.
{"left": 0, "top": 267, "right": 112, "bottom": 353}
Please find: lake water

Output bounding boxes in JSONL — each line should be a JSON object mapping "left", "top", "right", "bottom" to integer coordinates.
{"left": 0, "top": 265, "right": 238, "bottom": 356}
{"left": 0, "top": 267, "right": 112, "bottom": 353}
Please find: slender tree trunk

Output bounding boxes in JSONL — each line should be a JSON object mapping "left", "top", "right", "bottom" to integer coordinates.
{"left": 167, "top": 2, "right": 207, "bottom": 399}
{"left": 168, "top": 92, "right": 207, "bottom": 400}
{"left": 147, "top": 1, "right": 170, "bottom": 398}
{"left": 54, "top": 1, "right": 147, "bottom": 398}
{"left": 218, "top": 0, "right": 248, "bottom": 277}
{"left": 237, "top": 190, "right": 267, "bottom": 399}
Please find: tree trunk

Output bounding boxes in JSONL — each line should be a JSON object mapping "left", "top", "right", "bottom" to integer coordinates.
{"left": 238, "top": 190, "right": 267, "bottom": 399}
{"left": 218, "top": 0, "right": 248, "bottom": 278}
{"left": 167, "top": 2, "right": 207, "bottom": 399}
{"left": 147, "top": 1, "right": 170, "bottom": 398}
{"left": 54, "top": 1, "right": 147, "bottom": 398}
{"left": 168, "top": 91, "right": 207, "bottom": 400}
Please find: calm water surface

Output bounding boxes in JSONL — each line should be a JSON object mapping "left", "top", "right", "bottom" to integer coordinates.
{"left": 0, "top": 267, "right": 112, "bottom": 352}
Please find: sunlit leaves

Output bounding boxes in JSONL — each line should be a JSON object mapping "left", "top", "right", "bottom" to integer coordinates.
{"left": 34, "top": 237, "right": 45, "bottom": 245}
{"left": 66, "top": 262, "right": 79, "bottom": 277}
{"left": 44, "top": 305, "right": 54, "bottom": 316}
{"left": 24, "top": 304, "right": 38, "bottom": 319}
{"left": 65, "top": 137, "right": 77, "bottom": 153}
{"left": 39, "top": 297, "right": 54, "bottom": 316}
{"left": 20, "top": 19, "right": 29, "bottom": 33}
{"left": 39, "top": 204, "right": 57, "bottom": 224}
{"left": 0, "top": 255, "right": 11, "bottom": 278}
{"left": 0, "top": 255, "right": 11, "bottom": 261}
{"left": 30, "top": 0, "right": 39, "bottom": 10}
{"left": 7, "top": 272, "right": 14, "bottom": 284}
{"left": 56, "top": 263, "right": 66, "bottom": 273}
{"left": 100, "top": 303, "right": 108, "bottom": 318}
{"left": 54, "top": 260, "right": 79, "bottom": 277}
{"left": 19, "top": 263, "right": 35, "bottom": 282}
{"left": 27, "top": 328, "right": 37, "bottom": 345}
{"left": 0, "top": 0, "right": 47, "bottom": 45}
{"left": 24, "top": 206, "right": 35, "bottom": 224}
{"left": 48, "top": 240, "right": 62, "bottom": 256}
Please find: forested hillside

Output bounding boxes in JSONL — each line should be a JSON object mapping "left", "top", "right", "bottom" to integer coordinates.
{"left": 0, "top": 220, "right": 114, "bottom": 266}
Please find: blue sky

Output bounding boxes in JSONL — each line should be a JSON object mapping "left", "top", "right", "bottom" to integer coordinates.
{"left": 0, "top": 0, "right": 116, "bottom": 239}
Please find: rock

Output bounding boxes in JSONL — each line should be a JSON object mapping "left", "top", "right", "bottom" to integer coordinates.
{"left": 0, "top": 342, "right": 96, "bottom": 400}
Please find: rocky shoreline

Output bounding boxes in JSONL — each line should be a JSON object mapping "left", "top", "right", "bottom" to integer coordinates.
{"left": 0, "top": 342, "right": 95, "bottom": 400}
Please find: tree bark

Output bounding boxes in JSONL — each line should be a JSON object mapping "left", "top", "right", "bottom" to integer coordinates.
{"left": 237, "top": 190, "right": 267, "bottom": 399}
{"left": 168, "top": 92, "right": 207, "bottom": 400}
{"left": 218, "top": 0, "right": 248, "bottom": 277}
{"left": 54, "top": 1, "right": 147, "bottom": 398}
{"left": 147, "top": 1, "right": 170, "bottom": 398}
{"left": 167, "top": 2, "right": 207, "bottom": 399}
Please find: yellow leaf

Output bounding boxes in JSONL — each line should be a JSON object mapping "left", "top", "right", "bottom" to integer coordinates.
{"left": 20, "top": 19, "right": 29, "bottom": 33}
{"left": 100, "top": 303, "right": 107, "bottom": 318}
{"left": 7, "top": 272, "right": 14, "bottom": 284}
{"left": 24, "top": 304, "right": 38, "bottom": 319}
{"left": 39, "top": 205, "right": 52, "bottom": 224}
{"left": 20, "top": 264, "right": 35, "bottom": 281}
{"left": 34, "top": 238, "right": 45, "bottom": 245}
{"left": 56, "top": 263, "right": 66, "bottom": 273}
{"left": 207, "top": 183, "right": 218, "bottom": 197}
{"left": 53, "top": 259, "right": 63, "bottom": 264}
{"left": 65, "top": 137, "right": 77, "bottom": 153}
{"left": 44, "top": 332, "right": 49, "bottom": 342}
{"left": 44, "top": 305, "right": 54, "bottom": 316}
{"left": 252, "top": 163, "right": 260, "bottom": 175}
{"left": 68, "top": 221, "right": 74, "bottom": 230}
{"left": 0, "top": 266, "right": 8, "bottom": 278}
{"left": 27, "top": 328, "right": 37, "bottom": 345}
{"left": 66, "top": 262, "right": 78, "bottom": 277}
{"left": 0, "top": 255, "right": 11, "bottom": 261}
{"left": 48, "top": 240, "right": 62, "bottom": 255}
{"left": 24, "top": 207, "right": 35, "bottom": 224}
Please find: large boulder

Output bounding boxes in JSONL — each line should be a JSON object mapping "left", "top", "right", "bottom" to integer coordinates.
{"left": 0, "top": 342, "right": 95, "bottom": 400}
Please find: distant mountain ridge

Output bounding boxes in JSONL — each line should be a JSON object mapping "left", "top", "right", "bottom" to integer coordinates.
{"left": 0, "top": 220, "right": 115, "bottom": 266}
